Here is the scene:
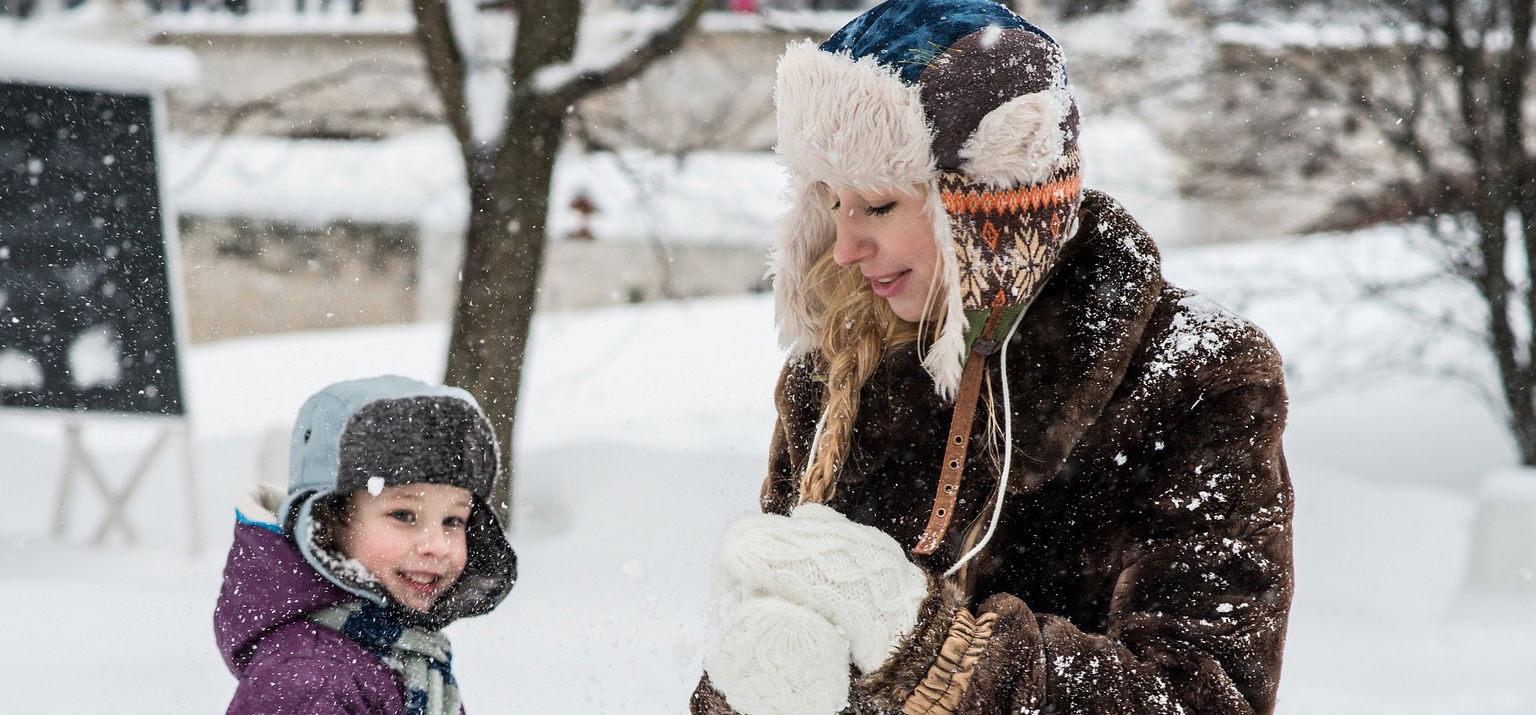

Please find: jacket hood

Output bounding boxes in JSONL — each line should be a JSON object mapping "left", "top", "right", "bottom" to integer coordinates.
{"left": 215, "top": 483, "right": 354, "bottom": 676}
{"left": 282, "top": 375, "right": 516, "bottom": 629}
{"left": 771, "top": 0, "right": 1083, "bottom": 399}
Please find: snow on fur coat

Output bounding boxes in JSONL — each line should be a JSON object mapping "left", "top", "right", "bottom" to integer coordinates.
{"left": 692, "top": 190, "right": 1294, "bottom": 714}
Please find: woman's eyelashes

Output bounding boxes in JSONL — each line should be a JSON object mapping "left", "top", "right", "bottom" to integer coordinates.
{"left": 828, "top": 199, "right": 897, "bottom": 216}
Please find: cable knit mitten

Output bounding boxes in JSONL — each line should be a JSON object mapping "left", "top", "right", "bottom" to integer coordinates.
{"left": 705, "top": 597, "right": 852, "bottom": 715}
{"left": 713, "top": 503, "right": 930, "bottom": 673}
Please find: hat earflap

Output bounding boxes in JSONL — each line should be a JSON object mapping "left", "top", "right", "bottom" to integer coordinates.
{"left": 772, "top": 178, "right": 839, "bottom": 356}
{"left": 286, "top": 489, "right": 393, "bottom": 608}
{"left": 959, "top": 90, "right": 1070, "bottom": 189}
{"left": 772, "top": 176, "right": 969, "bottom": 401}
{"left": 920, "top": 186, "right": 967, "bottom": 401}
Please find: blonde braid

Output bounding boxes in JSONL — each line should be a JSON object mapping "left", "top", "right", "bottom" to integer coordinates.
{"left": 797, "top": 249, "right": 936, "bottom": 505}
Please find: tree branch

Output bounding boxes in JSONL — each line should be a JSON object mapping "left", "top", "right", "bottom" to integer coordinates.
{"left": 171, "top": 61, "right": 428, "bottom": 195}
{"left": 412, "top": 0, "right": 476, "bottom": 154}
{"left": 1284, "top": 47, "right": 1442, "bottom": 186}
{"left": 1508, "top": 0, "right": 1536, "bottom": 391}
{"left": 531, "top": 0, "right": 710, "bottom": 116}
{"left": 1441, "top": 0, "right": 1492, "bottom": 167}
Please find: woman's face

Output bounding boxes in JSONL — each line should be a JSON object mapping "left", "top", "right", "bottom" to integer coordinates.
{"left": 826, "top": 185, "right": 944, "bottom": 323}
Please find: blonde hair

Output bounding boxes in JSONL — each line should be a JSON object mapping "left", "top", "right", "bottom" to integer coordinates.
{"left": 796, "top": 230, "right": 948, "bottom": 506}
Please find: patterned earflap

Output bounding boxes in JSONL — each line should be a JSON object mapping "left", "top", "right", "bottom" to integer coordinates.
{"left": 941, "top": 149, "right": 1082, "bottom": 313}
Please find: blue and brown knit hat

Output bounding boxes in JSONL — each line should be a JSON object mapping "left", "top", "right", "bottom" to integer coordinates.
{"left": 771, "top": 0, "right": 1083, "bottom": 399}
{"left": 281, "top": 375, "right": 516, "bottom": 627}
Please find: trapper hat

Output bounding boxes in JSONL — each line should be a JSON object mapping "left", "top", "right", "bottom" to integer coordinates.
{"left": 281, "top": 375, "right": 516, "bottom": 627}
{"left": 771, "top": 0, "right": 1084, "bottom": 399}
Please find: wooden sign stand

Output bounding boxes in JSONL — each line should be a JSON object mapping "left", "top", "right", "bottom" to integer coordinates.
{"left": 1, "top": 40, "right": 203, "bottom": 556}
{"left": 50, "top": 418, "right": 202, "bottom": 554}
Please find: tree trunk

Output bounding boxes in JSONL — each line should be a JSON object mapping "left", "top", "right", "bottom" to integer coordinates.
{"left": 1434, "top": 0, "right": 1536, "bottom": 467}
{"left": 438, "top": 0, "right": 578, "bottom": 525}
{"left": 445, "top": 107, "right": 562, "bottom": 521}
{"left": 1476, "top": 205, "right": 1536, "bottom": 466}
{"left": 420, "top": 0, "right": 706, "bottom": 524}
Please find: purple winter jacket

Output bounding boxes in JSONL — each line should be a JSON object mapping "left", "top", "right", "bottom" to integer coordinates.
{"left": 215, "top": 520, "right": 409, "bottom": 715}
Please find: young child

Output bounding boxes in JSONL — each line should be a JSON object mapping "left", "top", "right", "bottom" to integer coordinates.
{"left": 215, "top": 375, "right": 517, "bottom": 715}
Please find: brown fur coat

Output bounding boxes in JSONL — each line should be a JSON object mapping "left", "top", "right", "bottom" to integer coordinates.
{"left": 691, "top": 190, "right": 1294, "bottom": 714}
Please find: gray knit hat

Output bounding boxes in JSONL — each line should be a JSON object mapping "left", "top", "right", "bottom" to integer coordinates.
{"left": 282, "top": 375, "right": 516, "bottom": 627}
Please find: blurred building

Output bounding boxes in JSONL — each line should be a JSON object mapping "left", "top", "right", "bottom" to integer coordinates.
{"left": 3, "top": 0, "right": 1395, "bottom": 341}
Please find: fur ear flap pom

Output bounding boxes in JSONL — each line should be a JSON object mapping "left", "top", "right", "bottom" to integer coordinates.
{"left": 958, "top": 91, "right": 1067, "bottom": 188}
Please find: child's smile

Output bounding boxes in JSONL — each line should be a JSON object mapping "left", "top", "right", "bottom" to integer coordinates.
{"left": 393, "top": 568, "right": 452, "bottom": 604}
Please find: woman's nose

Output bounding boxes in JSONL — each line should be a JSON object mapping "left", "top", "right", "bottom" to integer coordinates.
{"left": 832, "top": 219, "right": 873, "bottom": 266}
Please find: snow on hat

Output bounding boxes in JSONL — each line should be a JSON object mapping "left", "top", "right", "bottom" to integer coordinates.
{"left": 282, "top": 375, "right": 516, "bottom": 627}
{"left": 771, "top": 0, "right": 1083, "bottom": 398}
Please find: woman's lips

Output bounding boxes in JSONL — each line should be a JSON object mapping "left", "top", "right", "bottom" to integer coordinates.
{"left": 869, "top": 270, "right": 910, "bottom": 298}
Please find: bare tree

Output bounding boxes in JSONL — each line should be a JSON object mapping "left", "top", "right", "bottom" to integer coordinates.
{"left": 1243, "top": 0, "right": 1536, "bottom": 463}
{"left": 411, "top": 0, "right": 711, "bottom": 520}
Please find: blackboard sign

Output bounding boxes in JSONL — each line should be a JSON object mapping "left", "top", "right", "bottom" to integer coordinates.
{"left": 0, "top": 80, "right": 185, "bottom": 415}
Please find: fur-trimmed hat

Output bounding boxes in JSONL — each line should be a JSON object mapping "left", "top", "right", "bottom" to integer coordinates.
{"left": 771, "top": 0, "right": 1083, "bottom": 398}
{"left": 281, "top": 375, "right": 516, "bottom": 628}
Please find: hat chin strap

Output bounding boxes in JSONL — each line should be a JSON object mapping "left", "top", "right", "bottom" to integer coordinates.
{"left": 911, "top": 299, "right": 1009, "bottom": 556}
{"left": 943, "top": 307, "right": 1026, "bottom": 578}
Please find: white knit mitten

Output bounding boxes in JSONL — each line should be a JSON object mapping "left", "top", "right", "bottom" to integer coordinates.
{"left": 705, "top": 597, "right": 851, "bottom": 715}
{"left": 713, "top": 503, "right": 929, "bottom": 673}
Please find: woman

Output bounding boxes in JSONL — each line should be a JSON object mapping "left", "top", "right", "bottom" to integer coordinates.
{"left": 691, "top": 1, "right": 1293, "bottom": 714}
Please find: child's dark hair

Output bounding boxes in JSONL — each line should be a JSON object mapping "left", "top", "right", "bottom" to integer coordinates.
{"left": 304, "top": 492, "right": 352, "bottom": 555}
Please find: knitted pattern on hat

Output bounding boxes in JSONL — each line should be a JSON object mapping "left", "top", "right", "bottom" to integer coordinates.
{"left": 705, "top": 597, "right": 851, "bottom": 715}
{"left": 713, "top": 503, "right": 929, "bottom": 673}
{"left": 770, "top": 0, "right": 1084, "bottom": 398}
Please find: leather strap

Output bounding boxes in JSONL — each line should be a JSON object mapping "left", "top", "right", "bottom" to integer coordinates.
{"left": 912, "top": 305, "right": 1006, "bottom": 555}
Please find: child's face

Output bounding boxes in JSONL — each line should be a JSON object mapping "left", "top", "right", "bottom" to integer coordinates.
{"left": 337, "top": 483, "right": 472, "bottom": 613}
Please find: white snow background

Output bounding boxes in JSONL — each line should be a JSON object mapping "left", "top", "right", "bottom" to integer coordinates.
{"left": 3, "top": 2, "right": 1530, "bottom": 709}
{"left": 3, "top": 219, "right": 1534, "bottom": 712}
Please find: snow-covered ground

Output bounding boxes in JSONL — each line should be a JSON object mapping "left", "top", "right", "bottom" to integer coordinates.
{"left": 4, "top": 223, "right": 1535, "bottom": 713}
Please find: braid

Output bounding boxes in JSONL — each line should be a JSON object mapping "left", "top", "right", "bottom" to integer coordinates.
{"left": 798, "top": 271, "right": 886, "bottom": 504}
{"left": 797, "top": 247, "right": 939, "bottom": 505}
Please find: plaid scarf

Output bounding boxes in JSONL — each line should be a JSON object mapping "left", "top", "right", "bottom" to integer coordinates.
{"left": 309, "top": 602, "right": 460, "bottom": 715}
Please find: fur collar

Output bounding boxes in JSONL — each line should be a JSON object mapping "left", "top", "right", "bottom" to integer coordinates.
{"left": 989, "top": 188, "right": 1164, "bottom": 495}
{"left": 770, "top": 189, "right": 1166, "bottom": 509}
